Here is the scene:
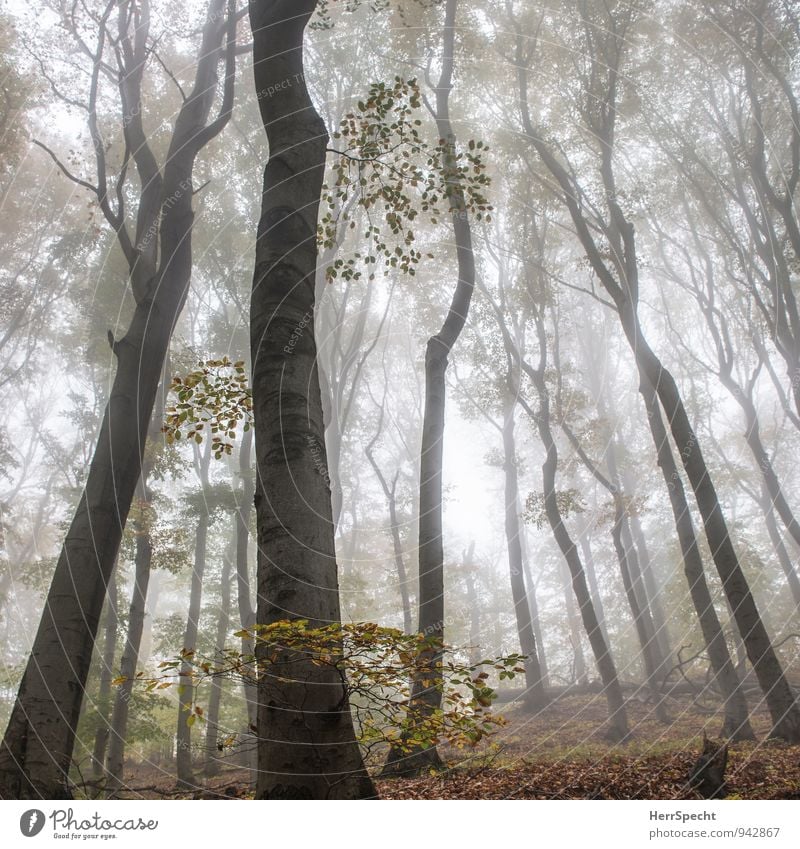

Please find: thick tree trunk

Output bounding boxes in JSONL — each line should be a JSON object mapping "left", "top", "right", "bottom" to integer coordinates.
{"left": 0, "top": 0, "right": 234, "bottom": 798}
{"left": 0, "top": 304, "right": 182, "bottom": 799}
{"left": 502, "top": 400, "right": 547, "bottom": 708}
{"left": 249, "top": 0, "right": 374, "bottom": 800}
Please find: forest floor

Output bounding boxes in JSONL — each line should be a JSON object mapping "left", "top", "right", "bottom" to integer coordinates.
{"left": 113, "top": 692, "right": 800, "bottom": 800}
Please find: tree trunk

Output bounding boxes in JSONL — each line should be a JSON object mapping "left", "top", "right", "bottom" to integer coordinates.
{"left": 579, "top": 533, "right": 610, "bottom": 648}
{"left": 526, "top": 316, "right": 628, "bottom": 741}
{"left": 537, "top": 411, "right": 629, "bottom": 741}
{"left": 175, "top": 507, "right": 209, "bottom": 790}
{"left": 382, "top": 0, "right": 477, "bottom": 777}
{"left": 638, "top": 374, "right": 754, "bottom": 740}
{"left": 0, "top": 0, "right": 235, "bottom": 798}
{"left": 521, "top": 532, "right": 549, "bottom": 688}
{"left": 627, "top": 317, "right": 800, "bottom": 741}
{"left": 90, "top": 571, "right": 118, "bottom": 782}
{"left": 204, "top": 532, "right": 233, "bottom": 778}
{"left": 105, "top": 500, "right": 154, "bottom": 796}
{"left": 248, "top": 0, "right": 374, "bottom": 799}
{"left": 464, "top": 543, "right": 482, "bottom": 668}
{"left": 233, "top": 428, "right": 257, "bottom": 776}
{"left": 502, "top": 398, "right": 547, "bottom": 708}
{"left": 759, "top": 489, "right": 800, "bottom": 610}
{"left": 559, "top": 560, "right": 588, "bottom": 686}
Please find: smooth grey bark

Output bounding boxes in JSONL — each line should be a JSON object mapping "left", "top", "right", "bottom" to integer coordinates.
{"left": 90, "top": 571, "right": 118, "bottom": 782}
{"left": 0, "top": 0, "right": 236, "bottom": 798}
{"left": 248, "top": 0, "right": 374, "bottom": 799}
{"left": 382, "top": 0, "right": 477, "bottom": 777}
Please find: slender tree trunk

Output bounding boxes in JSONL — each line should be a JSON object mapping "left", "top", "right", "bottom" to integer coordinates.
{"left": 521, "top": 533, "right": 549, "bottom": 688}
{"left": 579, "top": 533, "right": 610, "bottom": 648}
{"left": 535, "top": 395, "right": 628, "bottom": 740}
{"left": 105, "top": 500, "right": 153, "bottom": 795}
{"left": 559, "top": 560, "right": 588, "bottom": 686}
{"left": 176, "top": 507, "right": 209, "bottom": 790}
{"left": 204, "top": 534, "right": 233, "bottom": 778}
{"left": 90, "top": 571, "right": 118, "bottom": 782}
{"left": 463, "top": 543, "right": 482, "bottom": 668}
{"left": 624, "top": 484, "right": 672, "bottom": 664}
{"left": 518, "top": 313, "right": 628, "bottom": 740}
{"left": 627, "top": 318, "right": 800, "bottom": 741}
{"left": 0, "top": 1, "right": 235, "bottom": 798}
{"left": 502, "top": 398, "right": 546, "bottom": 708}
{"left": 639, "top": 374, "right": 754, "bottom": 740}
{"left": 382, "top": 0, "right": 476, "bottom": 777}
{"left": 759, "top": 489, "right": 800, "bottom": 609}
{"left": 249, "top": 0, "right": 374, "bottom": 799}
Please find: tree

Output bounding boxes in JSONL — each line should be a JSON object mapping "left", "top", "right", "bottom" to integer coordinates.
{"left": 0, "top": 0, "right": 238, "bottom": 797}
{"left": 248, "top": 0, "right": 375, "bottom": 799}
{"left": 508, "top": 0, "right": 777, "bottom": 740}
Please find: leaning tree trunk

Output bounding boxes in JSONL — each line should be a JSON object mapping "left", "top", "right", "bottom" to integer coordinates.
{"left": 627, "top": 316, "right": 800, "bottom": 742}
{"left": 502, "top": 396, "right": 547, "bottom": 708}
{"left": 638, "top": 374, "right": 754, "bottom": 741}
{"left": 560, "top": 420, "right": 667, "bottom": 720}
{"left": 0, "top": 1, "right": 235, "bottom": 799}
{"left": 248, "top": 0, "right": 374, "bottom": 800}
{"left": 528, "top": 346, "right": 628, "bottom": 742}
